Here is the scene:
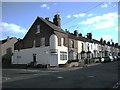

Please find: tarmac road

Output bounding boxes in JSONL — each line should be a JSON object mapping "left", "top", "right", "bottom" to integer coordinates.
{"left": 2, "top": 61, "right": 119, "bottom": 89}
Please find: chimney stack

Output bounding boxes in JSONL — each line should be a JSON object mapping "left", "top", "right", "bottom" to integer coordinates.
{"left": 107, "top": 41, "right": 110, "bottom": 45}
{"left": 112, "top": 42, "right": 114, "bottom": 46}
{"left": 74, "top": 30, "right": 78, "bottom": 37}
{"left": 53, "top": 14, "right": 61, "bottom": 27}
{"left": 7, "top": 36, "right": 10, "bottom": 41}
{"left": 87, "top": 33, "right": 92, "bottom": 39}
{"left": 103, "top": 40, "right": 106, "bottom": 44}
{"left": 100, "top": 38, "right": 103, "bottom": 44}
{"left": 115, "top": 43, "right": 118, "bottom": 47}
{"left": 79, "top": 33, "right": 82, "bottom": 37}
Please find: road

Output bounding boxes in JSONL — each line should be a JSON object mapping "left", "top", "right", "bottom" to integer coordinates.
{"left": 2, "top": 61, "right": 119, "bottom": 89}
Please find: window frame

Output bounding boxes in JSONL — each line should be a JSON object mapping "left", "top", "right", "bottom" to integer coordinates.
{"left": 60, "top": 51, "right": 67, "bottom": 60}
{"left": 36, "top": 25, "right": 40, "bottom": 33}
{"left": 70, "top": 40, "right": 74, "bottom": 48}
{"left": 61, "top": 37, "right": 65, "bottom": 46}
{"left": 40, "top": 37, "right": 45, "bottom": 46}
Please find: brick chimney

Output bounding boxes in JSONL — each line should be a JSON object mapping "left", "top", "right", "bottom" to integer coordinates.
{"left": 53, "top": 14, "right": 61, "bottom": 27}
{"left": 103, "top": 40, "right": 106, "bottom": 44}
{"left": 7, "top": 36, "right": 10, "bottom": 41}
{"left": 79, "top": 33, "right": 82, "bottom": 37}
{"left": 107, "top": 41, "right": 110, "bottom": 45}
{"left": 112, "top": 42, "right": 114, "bottom": 46}
{"left": 100, "top": 38, "right": 103, "bottom": 44}
{"left": 87, "top": 33, "right": 92, "bottom": 39}
{"left": 115, "top": 43, "right": 118, "bottom": 47}
{"left": 74, "top": 30, "right": 78, "bottom": 37}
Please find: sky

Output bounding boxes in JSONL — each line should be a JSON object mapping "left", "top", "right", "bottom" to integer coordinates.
{"left": 1, "top": 1, "right": 119, "bottom": 44}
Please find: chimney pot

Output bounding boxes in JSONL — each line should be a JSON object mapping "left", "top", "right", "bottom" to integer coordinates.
{"left": 87, "top": 33, "right": 92, "bottom": 39}
{"left": 45, "top": 17, "right": 49, "bottom": 21}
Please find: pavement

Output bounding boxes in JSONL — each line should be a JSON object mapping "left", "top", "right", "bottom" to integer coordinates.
{"left": 49, "top": 63, "right": 101, "bottom": 71}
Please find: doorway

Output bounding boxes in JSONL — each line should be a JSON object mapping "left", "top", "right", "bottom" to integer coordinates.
{"left": 50, "top": 54, "right": 58, "bottom": 66}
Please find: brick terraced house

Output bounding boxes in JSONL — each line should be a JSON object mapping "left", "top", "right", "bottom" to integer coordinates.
{"left": 12, "top": 14, "right": 120, "bottom": 67}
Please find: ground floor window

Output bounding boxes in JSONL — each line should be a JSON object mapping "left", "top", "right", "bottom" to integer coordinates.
{"left": 60, "top": 51, "right": 67, "bottom": 60}
{"left": 81, "top": 51, "right": 86, "bottom": 59}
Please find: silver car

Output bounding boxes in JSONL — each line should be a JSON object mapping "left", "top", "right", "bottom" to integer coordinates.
{"left": 109, "top": 56, "right": 114, "bottom": 62}
{"left": 101, "top": 57, "right": 110, "bottom": 63}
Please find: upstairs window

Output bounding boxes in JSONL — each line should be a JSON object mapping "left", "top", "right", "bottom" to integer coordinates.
{"left": 61, "top": 37, "right": 65, "bottom": 46}
{"left": 71, "top": 40, "right": 74, "bottom": 48}
{"left": 40, "top": 37, "right": 45, "bottom": 46}
{"left": 33, "top": 40, "right": 36, "bottom": 47}
{"left": 91, "top": 44, "right": 92, "bottom": 49}
{"left": 36, "top": 25, "right": 40, "bottom": 33}
{"left": 82, "top": 43, "right": 84, "bottom": 51}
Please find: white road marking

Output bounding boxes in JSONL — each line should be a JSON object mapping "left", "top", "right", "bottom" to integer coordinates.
{"left": 57, "top": 76, "right": 64, "bottom": 79}
{"left": 88, "top": 75, "right": 95, "bottom": 78}
{"left": 112, "top": 81, "right": 120, "bottom": 88}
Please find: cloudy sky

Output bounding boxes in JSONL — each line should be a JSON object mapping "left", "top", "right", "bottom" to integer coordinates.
{"left": 1, "top": 1, "right": 119, "bottom": 44}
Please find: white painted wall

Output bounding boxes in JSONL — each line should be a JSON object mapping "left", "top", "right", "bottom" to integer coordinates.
{"left": 50, "top": 34, "right": 58, "bottom": 50}
{"left": 93, "top": 43, "right": 98, "bottom": 51}
{"left": 89, "top": 42, "right": 94, "bottom": 53}
{"left": 12, "top": 47, "right": 50, "bottom": 65}
{"left": 77, "top": 41, "right": 83, "bottom": 53}
{"left": 12, "top": 34, "right": 69, "bottom": 65}
{"left": 58, "top": 46, "right": 68, "bottom": 64}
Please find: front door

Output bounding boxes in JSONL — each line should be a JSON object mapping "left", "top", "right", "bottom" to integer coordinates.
{"left": 33, "top": 54, "right": 37, "bottom": 66}
{"left": 33, "top": 55, "right": 36, "bottom": 62}
{"left": 50, "top": 54, "right": 58, "bottom": 66}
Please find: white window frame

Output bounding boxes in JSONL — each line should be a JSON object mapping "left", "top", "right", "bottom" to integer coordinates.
{"left": 60, "top": 51, "right": 67, "bottom": 60}
{"left": 61, "top": 37, "right": 65, "bottom": 46}
{"left": 71, "top": 40, "right": 74, "bottom": 48}
{"left": 40, "top": 37, "right": 45, "bottom": 46}
{"left": 33, "top": 40, "right": 36, "bottom": 47}
{"left": 36, "top": 25, "right": 40, "bottom": 33}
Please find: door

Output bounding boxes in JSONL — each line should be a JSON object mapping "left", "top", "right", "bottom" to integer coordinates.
{"left": 50, "top": 54, "right": 58, "bottom": 66}
{"left": 33, "top": 54, "right": 37, "bottom": 66}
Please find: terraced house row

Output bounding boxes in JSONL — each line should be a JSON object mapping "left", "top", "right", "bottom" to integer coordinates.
{"left": 12, "top": 14, "right": 120, "bottom": 67}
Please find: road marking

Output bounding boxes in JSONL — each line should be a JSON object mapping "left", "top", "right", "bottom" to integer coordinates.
{"left": 57, "top": 76, "right": 64, "bottom": 79}
{"left": 112, "top": 81, "right": 120, "bottom": 88}
{"left": 88, "top": 75, "right": 95, "bottom": 78}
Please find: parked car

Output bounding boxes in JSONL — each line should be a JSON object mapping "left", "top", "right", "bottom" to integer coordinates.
{"left": 109, "top": 56, "right": 114, "bottom": 62}
{"left": 101, "top": 56, "right": 110, "bottom": 63}
{"left": 113, "top": 56, "right": 117, "bottom": 61}
{"left": 93, "top": 57, "right": 101, "bottom": 63}
{"left": 117, "top": 56, "right": 120, "bottom": 60}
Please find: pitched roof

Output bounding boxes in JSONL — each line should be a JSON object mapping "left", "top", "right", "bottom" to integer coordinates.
{"left": 38, "top": 17, "right": 66, "bottom": 34}
{"left": 0, "top": 38, "right": 12, "bottom": 44}
{"left": 92, "top": 39, "right": 101, "bottom": 44}
{"left": 38, "top": 17, "right": 116, "bottom": 46}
